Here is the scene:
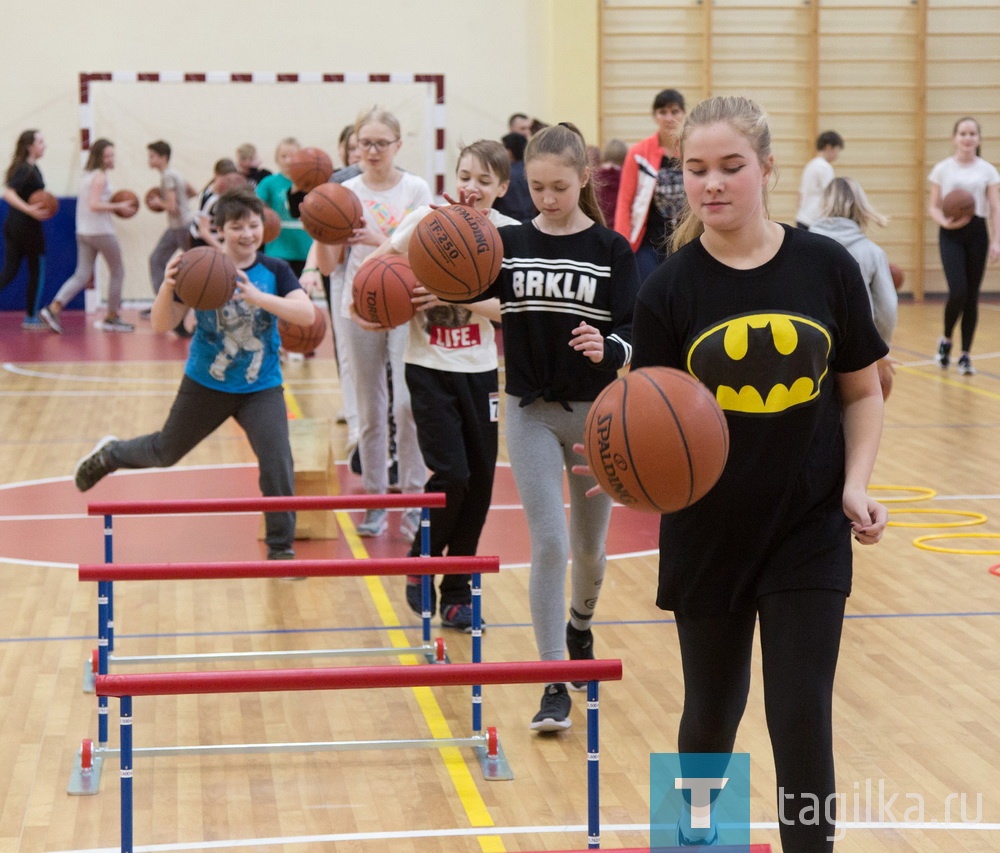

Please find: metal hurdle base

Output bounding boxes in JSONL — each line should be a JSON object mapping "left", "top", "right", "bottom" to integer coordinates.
{"left": 67, "top": 748, "right": 104, "bottom": 796}
{"left": 66, "top": 728, "right": 513, "bottom": 794}
{"left": 475, "top": 738, "right": 514, "bottom": 781}
{"left": 82, "top": 658, "right": 96, "bottom": 694}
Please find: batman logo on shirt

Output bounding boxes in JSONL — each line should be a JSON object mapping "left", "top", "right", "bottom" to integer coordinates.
{"left": 687, "top": 313, "right": 831, "bottom": 414}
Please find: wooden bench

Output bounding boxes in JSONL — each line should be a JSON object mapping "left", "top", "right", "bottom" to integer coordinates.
{"left": 258, "top": 417, "right": 339, "bottom": 540}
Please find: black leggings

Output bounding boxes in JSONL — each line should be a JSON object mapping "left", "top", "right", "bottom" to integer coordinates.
{"left": 0, "top": 233, "right": 42, "bottom": 316}
{"left": 939, "top": 216, "right": 989, "bottom": 352}
{"left": 675, "top": 589, "right": 847, "bottom": 853}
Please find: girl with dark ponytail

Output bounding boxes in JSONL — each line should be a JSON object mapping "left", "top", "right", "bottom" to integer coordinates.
{"left": 470, "top": 120, "right": 640, "bottom": 732}
{"left": 1, "top": 129, "right": 53, "bottom": 327}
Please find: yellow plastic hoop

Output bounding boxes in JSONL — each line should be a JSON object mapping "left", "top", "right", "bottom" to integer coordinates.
{"left": 869, "top": 485, "right": 937, "bottom": 503}
{"left": 913, "top": 533, "right": 1000, "bottom": 555}
{"left": 887, "top": 509, "right": 987, "bottom": 528}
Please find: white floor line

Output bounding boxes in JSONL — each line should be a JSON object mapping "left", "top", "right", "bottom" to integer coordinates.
{"left": 44, "top": 818, "right": 1000, "bottom": 853}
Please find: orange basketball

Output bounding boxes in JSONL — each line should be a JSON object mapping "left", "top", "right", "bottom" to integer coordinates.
{"left": 584, "top": 367, "right": 730, "bottom": 514}
{"left": 28, "top": 190, "right": 59, "bottom": 218}
{"left": 352, "top": 255, "right": 418, "bottom": 328}
{"left": 173, "top": 247, "right": 238, "bottom": 310}
{"left": 110, "top": 189, "right": 139, "bottom": 219}
{"left": 261, "top": 206, "right": 282, "bottom": 244}
{"left": 145, "top": 187, "right": 165, "bottom": 213}
{"left": 300, "top": 183, "right": 364, "bottom": 244}
{"left": 288, "top": 147, "right": 334, "bottom": 192}
{"left": 278, "top": 303, "right": 328, "bottom": 354}
{"left": 889, "top": 263, "right": 904, "bottom": 291}
{"left": 407, "top": 205, "right": 502, "bottom": 300}
{"left": 941, "top": 188, "right": 975, "bottom": 222}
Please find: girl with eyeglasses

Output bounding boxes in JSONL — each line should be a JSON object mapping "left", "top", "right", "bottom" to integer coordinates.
{"left": 340, "top": 107, "right": 432, "bottom": 539}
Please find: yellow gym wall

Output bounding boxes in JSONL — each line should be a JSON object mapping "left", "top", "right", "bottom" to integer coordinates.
{"left": 600, "top": 0, "right": 1000, "bottom": 297}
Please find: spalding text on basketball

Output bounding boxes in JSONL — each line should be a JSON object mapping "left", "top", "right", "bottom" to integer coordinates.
{"left": 457, "top": 209, "right": 493, "bottom": 255}
{"left": 594, "top": 413, "right": 639, "bottom": 507}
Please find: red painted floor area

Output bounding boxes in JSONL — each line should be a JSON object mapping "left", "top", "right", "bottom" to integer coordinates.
{"left": 0, "top": 463, "right": 659, "bottom": 567}
{"left": 1, "top": 307, "right": 659, "bottom": 567}
{"left": 0, "top": 308, "right": 199, "bottom": 363}
{"left": 0, "top": 465, "right": 659, "bottom": 566}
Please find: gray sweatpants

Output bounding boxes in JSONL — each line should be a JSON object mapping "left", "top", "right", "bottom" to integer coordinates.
{"left": 149, "top": 227, "right": 191, "bottom": 293}
{"left": 53, "top": 233, "right": 125, "bottom": 314}
{"left": 104, "top": 376, "right": 295, "bottom": 550}
{"left": 505, "top": 396, "right": 612, "bottom": 661}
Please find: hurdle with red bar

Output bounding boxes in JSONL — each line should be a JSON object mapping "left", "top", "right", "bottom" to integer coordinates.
{"left": 71, "top": 494, "right": 497, "bottom": 794}
{"left": 97, "top": 659, "right": 623, "bottom": 852}
{"left": 85, "top": 493, "right": 456, "bottom": 665}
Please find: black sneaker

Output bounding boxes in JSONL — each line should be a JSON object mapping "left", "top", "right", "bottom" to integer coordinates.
{"left": 74, "top": 436, "right": 119, "bottom": 492}
{"left": 957, "top": 353, "right": 975, "bottom": 376}
{"left": 566, "top": 621, "right": 594, "bottom": 691}
{"left": 441, "top": 603, "right": 485, "bottom": 633}
{"left": 267, "top": 547, "right": 304, "bottom": 579}
{"left": 530, "top": 682, "right": 572, "bottom": 732}
{"left": 936, "top": 337, "right": 952, "bottom": 368}
{"left": 405, "top": 575, "right": 436, "bottom": 617}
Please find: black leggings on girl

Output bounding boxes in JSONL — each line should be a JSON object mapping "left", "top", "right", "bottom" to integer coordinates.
{"left": 675, "top": 588, "right": 847, "bottom": 853}
{"left": 939, "top": 216, "right": 989, "bottom": 352}
{"left": 0, "top": 235, "right": 41, "bottom": 317}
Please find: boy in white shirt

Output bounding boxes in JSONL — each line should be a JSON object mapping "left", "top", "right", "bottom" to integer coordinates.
{"left": 796, "top": 130, "right": 844, "bottom": 229}
{"left": 356, "top": 140, "right": 515, "bottom": 631}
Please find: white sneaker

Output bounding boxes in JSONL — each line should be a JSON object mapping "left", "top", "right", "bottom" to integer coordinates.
{"left": 39, "top": 307, "right": 62, "bottom": 334}
{"left": 356, "top": 508, "right": 387, "bottom": 537}
{"left": 98, "top": 316, "right": 135, "bottom": 333}
{"left": 399, "top": 507, "right": 422, "bottom": 539}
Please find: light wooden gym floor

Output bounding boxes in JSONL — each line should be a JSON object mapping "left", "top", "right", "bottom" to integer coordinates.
{"left": 1, "top": 299, "right": 998, "bottom": 852}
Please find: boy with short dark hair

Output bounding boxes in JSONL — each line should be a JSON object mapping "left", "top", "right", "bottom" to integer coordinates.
{"left": 796, "top": 130, "right": 845, "bottom": 229}
{"left": 74, "top": 187, "right": 316, "bottom": 560}
{"left": 147, "top": 140, "right": 195, "bottom": 296}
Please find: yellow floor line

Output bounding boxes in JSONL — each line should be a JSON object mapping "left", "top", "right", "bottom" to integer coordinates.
{"left": 283, "top": 386, "right": 304, "bottom": 419}
{"left": 900, "top": 364, "right": 1000, "bottom": 401}
{"left": 335, "top": 510, "right": 505, "bottom": 853}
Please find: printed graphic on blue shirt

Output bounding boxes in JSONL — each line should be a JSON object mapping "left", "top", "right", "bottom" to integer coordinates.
{"left": 184, "top": 256, "right": 292, "bottom": 393}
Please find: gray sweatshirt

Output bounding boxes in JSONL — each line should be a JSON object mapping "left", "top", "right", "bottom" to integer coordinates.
{"left": 810, "top": 216, "right": 897, "bottom": 345}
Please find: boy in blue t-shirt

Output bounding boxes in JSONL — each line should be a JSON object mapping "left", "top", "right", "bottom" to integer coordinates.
{"left": 73, "top": 188, "right": 315, "bottom": 559}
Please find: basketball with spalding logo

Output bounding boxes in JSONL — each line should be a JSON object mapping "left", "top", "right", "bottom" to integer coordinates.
{"left": 583, "top": 367, "right": 729, "bottom": 513}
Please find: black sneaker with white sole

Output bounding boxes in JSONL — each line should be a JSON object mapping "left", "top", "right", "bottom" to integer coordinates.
{"left": 530, "top": 682, "right": 572, "bottom": 732}
{"left": 936, "top": 337, "right": 952, "bottom": 369}
{"left": 74, "top": 436, "right": 119, "bottom": 492}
